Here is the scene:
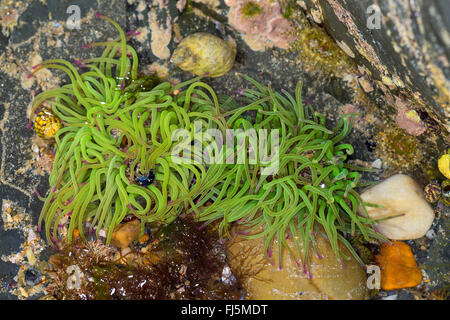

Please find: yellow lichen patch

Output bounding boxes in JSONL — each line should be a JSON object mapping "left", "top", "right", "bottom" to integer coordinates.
{"left": 375, "top": 241, "right": 422, "bottom": 291}
{"left": 405, "top": 110, "right": 421, "bottom": 123}
{"left": 438, "top": 153, "right": 450, "bottom": 179}
{"left": 34, "top": 108, "right": 62, "bottom": 140}
{"left": 290, "top": 11, "right": 355, "bottom": 76}
{"left": 374, "top": 126, "right": 421, "bottom": 174}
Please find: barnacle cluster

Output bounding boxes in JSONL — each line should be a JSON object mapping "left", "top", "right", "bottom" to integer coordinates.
{"left": 31, "top": 15, "right": 384, "bottom": 270}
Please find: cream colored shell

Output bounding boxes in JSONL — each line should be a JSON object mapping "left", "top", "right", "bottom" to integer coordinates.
{"left": 171, "top": 33, "right": 236, "bottom": 77}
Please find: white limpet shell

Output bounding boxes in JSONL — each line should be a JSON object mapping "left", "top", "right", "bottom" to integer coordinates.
{"left": 359, "top": 174, "right": 435, "bottom": 240}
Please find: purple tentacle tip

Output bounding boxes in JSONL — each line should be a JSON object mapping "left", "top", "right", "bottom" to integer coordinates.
{"left": 37, "top": 227, "right": 41, "bottom": 233}
{"left": 27, "top": 122, "right": 32, "bottom": 129}
{"left": 267, "top": 249, "right": 272, "bottom": 258}
{"left": 26, "top": 74, "right": 33, "bottom": 79}
{"left": 34, "top": 190, "right": 40, "bottom": 197}
{"left": 81, "top": 44, "right": 89, "bottom": 48}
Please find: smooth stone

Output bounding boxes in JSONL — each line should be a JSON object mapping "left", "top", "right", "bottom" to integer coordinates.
{"left": 110, "top": 219, "right": 141, "bottom": 249}
{"left": 359, "top": 174, "right": 434, "bottom": 240}
{"left": 226, "top": 232, "right": 368, "bottom": 300}
{"left": 375, "top": 241, "right": 422, "bottom": 291}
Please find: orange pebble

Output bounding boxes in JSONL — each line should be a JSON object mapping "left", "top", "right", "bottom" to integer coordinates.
{"left": 73, "top": 228, "right": 80, "bottom": 239}
{"left": 376, "top": 241, "right": 422, "bottom": 291}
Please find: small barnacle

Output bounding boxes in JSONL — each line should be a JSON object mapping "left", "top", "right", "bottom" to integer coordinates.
{"left": 171, "top": 33, "right": 236, "bottom": 78}
{"left": 34, "top": 108, "right": 62, "bottom": 140}
{"left": 424, "top": 182, "right": 441, "bottom": 204}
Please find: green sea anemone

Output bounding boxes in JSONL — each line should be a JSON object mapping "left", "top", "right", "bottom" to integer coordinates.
{"left": 31, "top": 15, "right": 385, "bottom": 271}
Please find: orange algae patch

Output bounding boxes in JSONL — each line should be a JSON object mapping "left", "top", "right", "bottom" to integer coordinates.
{"left": 376, "top": 241, "right": 422, "bottom": 290}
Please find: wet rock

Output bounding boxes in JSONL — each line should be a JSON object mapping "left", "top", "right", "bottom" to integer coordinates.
{"left": 226, "top": 232, "right": 369, "bottom": 300}
{"left": 300, "top": 0, "right": 449, "bottom": 134}
{"left": 359, "top": 174, "right": 435, "bottom": 240}
{"left": 397, "top": 289, "right": 416, "bottom": 300}
{"left": 25, "top": 267, "right": 42, "bottom": 286}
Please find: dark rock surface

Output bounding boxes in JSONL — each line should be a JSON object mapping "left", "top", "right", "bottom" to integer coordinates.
{"left": 303, "top": 0, "right": 449, "bottom": 135}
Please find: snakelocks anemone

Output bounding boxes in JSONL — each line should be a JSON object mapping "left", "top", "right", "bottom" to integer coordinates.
{"left": 30, "top": 15, "right": 385, "bottom": 270}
